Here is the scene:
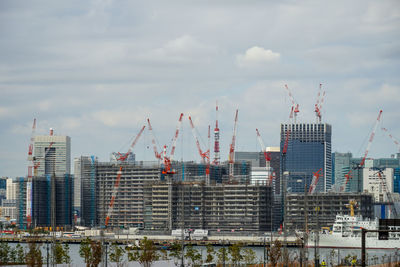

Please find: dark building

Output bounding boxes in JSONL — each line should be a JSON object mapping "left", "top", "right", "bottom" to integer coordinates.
{"left": 16, "top": 175, "right": 73, "bottom": 229}
{"left": 280, "top": 123, "right": 332, "bottom": 193}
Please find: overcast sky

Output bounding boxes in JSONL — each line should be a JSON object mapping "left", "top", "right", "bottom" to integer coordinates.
{"left": 1, "top": 0, "right": 399, "bottom": 178}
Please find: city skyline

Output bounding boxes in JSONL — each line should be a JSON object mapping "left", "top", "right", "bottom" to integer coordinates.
{"left": 1, "top": 0, "right": 399, "bottom": 178}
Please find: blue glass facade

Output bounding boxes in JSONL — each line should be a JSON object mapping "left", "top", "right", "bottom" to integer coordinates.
{"left": 392, "top": 167, "right": 400, "bottom": 193}
{"left": 280, "top": 123, "right": 332, "bottom": 193}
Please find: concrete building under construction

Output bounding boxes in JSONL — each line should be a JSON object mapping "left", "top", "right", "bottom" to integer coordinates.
{"left": 143, "top": 181, "right": 273, "bottom": 232}
{"left": 285, "top": 192, "right": 374, "bottom": 231}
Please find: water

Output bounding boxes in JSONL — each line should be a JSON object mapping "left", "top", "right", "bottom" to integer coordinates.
{"left": 3, "top": 242, "right": 400, "bottom": 266}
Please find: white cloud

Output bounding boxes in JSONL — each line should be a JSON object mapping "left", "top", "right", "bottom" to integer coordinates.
{"left": 236, "top": 46, "right": 280, "bottom": 67}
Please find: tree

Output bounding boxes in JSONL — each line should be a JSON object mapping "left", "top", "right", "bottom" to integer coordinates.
{"left": 267, "top": 239, "right": 282, "bottom": 267}
{"left": 9, "top": 246, "right": 17, "bottom": 263}
{"left": 168, "top": 241, "right": 182, "bottom": 266}
{"left": 205, "top": 244, "right": 215, "bottom": 263}
{"left": 79, "top": 237, "right": 103, "bottom": 267}
{"left": 228, "top": 243, "right": 242, "bottom": 267}
{"left": 184, "top": 244, "right": 202, "bottom": 267}
{"left": 0, "top": 242, "right": 11, "bottom": 264}
{"left": 26, "top": 239, "right": 43, "bottom": 267}
{"left": 15, "top": 243, "right": 25, "bottom": 264}
{"left": 216, "top": 247, "right": 229, "bottom": 265}
{"left": 54, "top": 242, "right": 64, "bottom": 264}
{"left": 63, "top": 243, "right": 71, "bottom": 265}
{"left": 242, "top": 248, "right": 257, "bottom": 266}
{"left": 109, "top": 242, "right": 125, "bottom": 267}
{"left": 127, "top": 236, "right": 159, "bottom": 267}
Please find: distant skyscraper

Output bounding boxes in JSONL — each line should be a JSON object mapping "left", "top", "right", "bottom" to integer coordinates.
{"left": 280, "top": 123, "right": 332, "bottom": 193}
{"left": 33, "top": 133, "right": 71, "bottom": 176}
{"left": 332, "top": 152, "right": 352, "bottom": 191}
{"left": 74, "top": 156, "right": 97, "bottom": 226}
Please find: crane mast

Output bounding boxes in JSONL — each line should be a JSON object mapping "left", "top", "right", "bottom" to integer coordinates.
{"left": 228, "top": 109, "right": 238, "bottom": 181}
{"left": 26, "top": 118, "right": 36, "bottom": 228}
{"left": 214, "top": 102, "right": 220, "bottom": 165}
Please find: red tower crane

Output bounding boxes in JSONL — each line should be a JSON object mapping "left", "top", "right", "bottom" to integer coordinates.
{"left": 256, "top": 128, "right": 273, "bottom": 185}
{"left": 315, "top": 83, "right": 326, "bottom": 123}
{"left": 309, "top": 168, "right": 323, "bottom": 194}
{"left": 188, "top": 116, "right": 210, "bottom": 183}
{"left": 147, "top": 118, "right": 162, "bottom": 160}
{"left": 342, "top": 110, "right": 383, "bottom": 191}
{"left": 284, "top": 84, "right": 300, "bottom": 123}
{"left": 26, "top": 118, "right": 36, "bottom": 228}
{"left": 162, "top": 113, "right": 184, "bottom": 175}
{"left": 228, "top": 109, "right": 239, "bottom": 180}
{"left": 214, "top": 102, "right": 220, "bottom": 165}
{"left": 105, "top": 125, "right": 145, "bottom": 227}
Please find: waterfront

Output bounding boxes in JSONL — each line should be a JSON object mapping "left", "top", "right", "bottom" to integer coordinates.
{"left": 3, "top": 242, "right": 400, "bottom": 266}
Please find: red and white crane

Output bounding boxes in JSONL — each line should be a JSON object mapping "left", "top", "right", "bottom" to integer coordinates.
{"left": 104, "top": 125, "right": 146, "bottom": 227}
{"left": 381, "top": 127, "right": 400, "bottom": 152}
{"left": 162, "top": 113, "right": 184, "bottom": 175}
{"left": 147, "top": 118, "right": 162, "bottom": 160}
{"left": 314, "top": 83, "right": 326, "bottom": 123}
{"left": 26, "top": 118, "right": 36, "bottom": 228}
{"left": 256, "top": 128, "right": 274, "bottom": 185}
{"left": 188, "top": 116, "right": 209, "bottom": 164}
{"left": 309, "top": 168, "right": 323, "bottom": 194}
{"left": 214, "top": 102, "right": 220, "bottom": 165}
{"left": 188, "top": 116, "right": 210, "bottom": 183}
{"left": 284, "top": 84, "right": 300, "bottom": 123}
{"left": 342, "top": 110, "right": 383, "bottom": 191}
{"left": 228, "top": 109, "right": 239, "bottom": 180}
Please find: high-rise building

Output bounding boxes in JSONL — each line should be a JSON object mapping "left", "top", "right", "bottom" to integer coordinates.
{"left": 74, "top": 156, "right": 97, "bottom": 227}
{"left": 280, "top": 123, "right": 332, "bottom": 193}
{"left": 33, "top": 134, "right": 71, "bottom": 177}
{"left": 332, "top": 152, "right": 352, "bottom": 191}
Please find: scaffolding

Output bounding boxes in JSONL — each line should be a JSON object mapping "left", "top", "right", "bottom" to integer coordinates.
{"left": 144, "top": 181, "right": 273, "bottom": 232}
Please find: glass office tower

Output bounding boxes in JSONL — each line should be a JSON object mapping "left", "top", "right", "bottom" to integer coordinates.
{"left": 280, "top": 123, "right": 332, "bottom": 193}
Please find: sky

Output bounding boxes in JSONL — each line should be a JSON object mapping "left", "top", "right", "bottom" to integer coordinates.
{"left": 1, "top": 0, "right": 399, "bottom": 178}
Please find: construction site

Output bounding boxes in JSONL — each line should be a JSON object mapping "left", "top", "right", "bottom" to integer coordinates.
{"left": 15, "top": 84, "right": 399, "bottom": 235}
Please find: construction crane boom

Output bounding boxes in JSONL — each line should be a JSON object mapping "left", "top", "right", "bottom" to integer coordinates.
{"left": 284, "top": 84, "right": 300, "bottom": 123}
{"left": 315, "top": 83, "right": 326, "bottom": 123}
{"left": 342, "top": 110, "right": 383, "bottom": 191}
{"left": 147, "top": 118, "right": 162, "bottom": 160}
{"left": 256, "top": 129, "right": 271, "bottom": 165}
{"left": 104, "top": 126, "right": 146, "bottom": 227}
{"left": 188, "top": 116, "right": 209, "bottom": 164}
{"left": 309, "top": 168, "right": 323, "bottom": 194}
{"left": 228, "top": 109, "right": 239, "bottom": 180}
{"left": 374, "top": 168, "right": 398, "bottom": 218}
{"left": 256, "top": 128, "right": 274, "bottom": 185}
{"left": 381, "top": 127, "right": 400, "bottom": 152}
{"left": 117, "top": 125, "right": 146, "bottom": 161}
{"left": 169, "top": 113, "right": 184, "bottom": 161}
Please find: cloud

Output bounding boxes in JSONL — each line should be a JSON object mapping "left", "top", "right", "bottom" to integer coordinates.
{"left": 236, "top": 46, "right": 280, "bottom": 67}
{"left": 152, "top": 35, "right": 217, "bottom": 62}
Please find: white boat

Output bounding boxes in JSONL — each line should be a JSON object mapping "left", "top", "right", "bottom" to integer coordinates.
{"left": 307, "top": 214, "right": 400, "bottom": 249}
